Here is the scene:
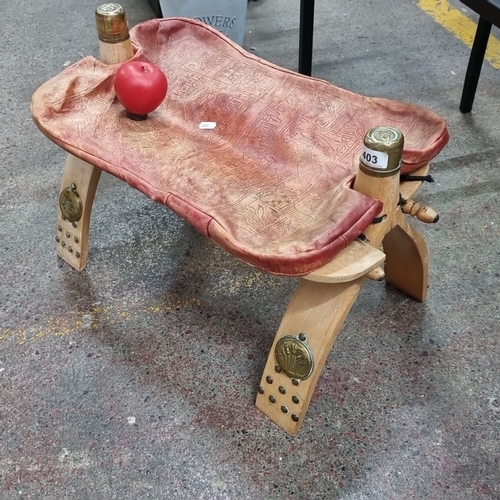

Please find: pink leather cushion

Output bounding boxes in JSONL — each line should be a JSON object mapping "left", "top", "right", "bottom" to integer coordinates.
{"left": 31, "top": 18, "right": 448, "bottom": 276}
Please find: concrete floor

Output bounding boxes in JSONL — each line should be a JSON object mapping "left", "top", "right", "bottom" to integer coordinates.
{"left": 1, "top": 0, "right": 499, "bottom": 498}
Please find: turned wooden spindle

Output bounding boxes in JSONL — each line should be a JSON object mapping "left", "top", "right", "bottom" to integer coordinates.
{"left": 400, "top": 198, "right": 439, "bottom": 223}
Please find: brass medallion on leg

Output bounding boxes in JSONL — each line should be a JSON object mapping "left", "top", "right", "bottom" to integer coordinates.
{"left": 55, "top": 4, "right": 134, "bottom": 270}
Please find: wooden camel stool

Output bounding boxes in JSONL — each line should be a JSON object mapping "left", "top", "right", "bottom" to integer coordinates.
{"left": 31, "top": 4, "right": 448, "bottom": 435}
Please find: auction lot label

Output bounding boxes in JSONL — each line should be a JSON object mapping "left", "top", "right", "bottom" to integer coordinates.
{"left": 361, "top": 146, "right": 389, "bottom": 170}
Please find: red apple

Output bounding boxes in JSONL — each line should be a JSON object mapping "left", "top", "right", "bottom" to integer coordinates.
{"left": 114, "top": 61, "right": 168, "bottom": 120}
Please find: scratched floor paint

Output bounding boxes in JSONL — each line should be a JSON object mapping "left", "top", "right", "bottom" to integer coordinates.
{"left": 0, "top": 273, "right": 273, "bottom": 345}
{"left": 418, "top": 0, "right": 500, "bottom": 69}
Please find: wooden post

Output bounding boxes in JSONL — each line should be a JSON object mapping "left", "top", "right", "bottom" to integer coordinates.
{"left": 56, "top": 4, "right": 134, "bottom": 270}
{"left": 353, "top": 128, "right": 429, "bottom": 302}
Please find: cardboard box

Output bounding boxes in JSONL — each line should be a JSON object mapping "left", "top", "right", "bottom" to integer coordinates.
{"left": 149, "top": 0, "right": 248, "bottom": 46}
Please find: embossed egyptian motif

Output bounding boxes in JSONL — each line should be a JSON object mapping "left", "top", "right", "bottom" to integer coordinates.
{"left": 275, "top": 335, "right": 314, "bottom": 380}
{"left": 31, "top": 17, "right": 449, "bottom": 276}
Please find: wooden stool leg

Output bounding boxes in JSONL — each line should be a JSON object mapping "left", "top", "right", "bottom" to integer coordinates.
{"left": 256, "top": 126, "right": 429, "bottom": 434}
{"left": 255, "top": 277, "right": 363, "bottom": 435}
{"left": 383, "top": 217, "right": 429, "bottom": 302}
{"left": 56, "top": 156, "right": 101, "bottom": 270}
{"left": 55, "top": 4, "right": 134, "bottom": 270}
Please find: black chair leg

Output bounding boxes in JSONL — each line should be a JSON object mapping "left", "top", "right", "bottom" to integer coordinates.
{"left": 298, "top": 0, "right": 315, "bottom": 76}
{"left": 460, "top": 16, "right": 492, "bottom": 113}
{"left": 147, "top": 0, "right": 162, "bottom": 17}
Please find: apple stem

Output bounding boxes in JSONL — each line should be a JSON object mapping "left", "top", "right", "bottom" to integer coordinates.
{"left": 126, "top": 111, "right": 147, "bottom": 121}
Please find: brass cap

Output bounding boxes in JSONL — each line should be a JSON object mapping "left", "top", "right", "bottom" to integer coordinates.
{"left": 95, "top": 3, "right": 129, "bottom": 43}
{"left": 359, "top": 126, "right": 404, "bottom": 177}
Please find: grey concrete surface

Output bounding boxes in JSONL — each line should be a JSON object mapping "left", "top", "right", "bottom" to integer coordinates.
{"left": 1, "top": 0, "right": 499, "bottom": 498}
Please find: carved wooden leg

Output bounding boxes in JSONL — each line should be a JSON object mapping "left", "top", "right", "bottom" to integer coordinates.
{"left": 256, "top": 126, "right": 437, "bottom": 434}
{"left": 56, "top": 4, "right": 134, "bottom": 271}
{"left": 255, "top": 277, "right": 363, "bottom": 435}
{"left": 383, "top": 217, "right": 429, "bottom": 302}
{"left": 56, "top": 156, "right": 101, "bottom": 270}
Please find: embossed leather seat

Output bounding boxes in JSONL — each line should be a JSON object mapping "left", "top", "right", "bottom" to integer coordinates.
{"left": 31, "top": 18, "right": 449, "bottom": 276}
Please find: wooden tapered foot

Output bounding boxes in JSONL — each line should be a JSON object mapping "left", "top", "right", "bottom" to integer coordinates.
{"left": 56, "top": 155, "right": 101, "bottom": 271}
{"left": 255, "top": 277, "right": 363, "bottom": 435}
{"left": 383, "top": 216, "right": 429, "bottom": 302}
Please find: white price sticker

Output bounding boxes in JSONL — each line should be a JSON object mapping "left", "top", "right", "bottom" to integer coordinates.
{"left": 199, "top": 122, "right": 217, "bottom": 130}
{"left": 361, "top": 146, "right": 389, "bottom": 169}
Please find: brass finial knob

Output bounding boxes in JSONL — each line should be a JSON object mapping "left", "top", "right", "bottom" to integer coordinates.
{"left": 95, "top": 3, "right": 129, "bottom": 43}
{"left": 359, "top": 126, "right": 404, "bottom": 177}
